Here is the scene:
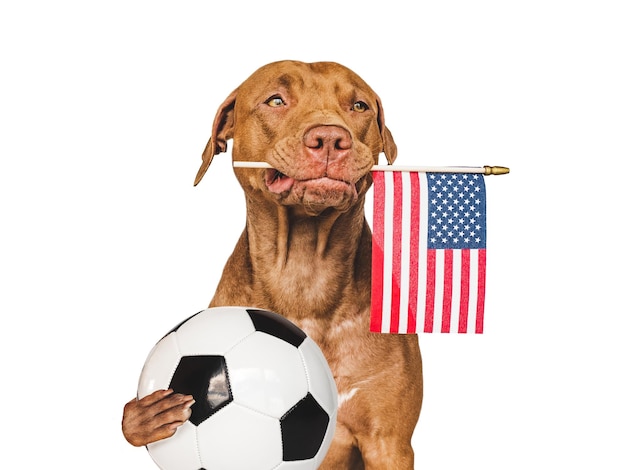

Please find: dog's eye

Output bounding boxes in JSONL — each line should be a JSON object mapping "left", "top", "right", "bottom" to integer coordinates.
{"left": 265, "top": 95, "right": 286, "bottom": 107}
{"left": 352, "top": 101, "right": 369, "bottom": 113}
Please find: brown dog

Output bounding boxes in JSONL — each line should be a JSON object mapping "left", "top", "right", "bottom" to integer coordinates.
{"left": 123, "top": 60, "right": 423, "bottom": 469}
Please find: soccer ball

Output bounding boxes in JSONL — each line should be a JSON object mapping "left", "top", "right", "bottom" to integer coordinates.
{"left": 137, "top": 306, "right": 339, "bottom": 470}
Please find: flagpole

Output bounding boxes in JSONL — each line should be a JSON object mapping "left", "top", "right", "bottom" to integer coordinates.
{"left": 232, "top": 161, "right": 510, "bottom": 175}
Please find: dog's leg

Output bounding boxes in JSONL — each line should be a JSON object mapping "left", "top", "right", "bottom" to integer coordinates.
{"left": 319, "top": 423, "right": 365, "bottom": 470}
{"left": 358, "top": 436, "right": 415, "bottom": 469}
{"left": 347, "top": 336, "right": 423, "bottom": 470}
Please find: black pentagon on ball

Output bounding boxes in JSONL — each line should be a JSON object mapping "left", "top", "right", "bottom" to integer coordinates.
{"left": 280, "top": 393, "right": 330, "bottom": 461}
{"left": 246, "top": 308, "right": 307, "bottom": 347}
{"left": 169, "top": 355, "right": 232, "bottom": 426}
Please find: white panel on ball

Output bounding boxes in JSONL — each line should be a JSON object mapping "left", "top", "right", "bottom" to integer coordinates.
{"left": 146, "top": 421, "right": 202, "bottom": 470}
{"left": 196, "top": 403, "right": 282, "bottom": 469}
{"left": 137, "top": 332, "right": 180, "bottom": 397}
{"left": 277, "top": 459, "right": 318, "bottom": 469}
{"left": 299, "top": 337, "right": 339, "bottom": 415}
{"left": 175, "top": 306, "right": 256, "bottom": 355}
{"left": 227, "top": 331, "right": 309, "bottom": 418}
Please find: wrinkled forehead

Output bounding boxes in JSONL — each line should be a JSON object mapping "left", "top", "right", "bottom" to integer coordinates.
{"left": 237, "top": 61, "right": 376, "bottom": 104}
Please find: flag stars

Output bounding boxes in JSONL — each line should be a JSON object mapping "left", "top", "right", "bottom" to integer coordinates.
{"left": 427, "top": 173, "right": 486, "bottom": 249}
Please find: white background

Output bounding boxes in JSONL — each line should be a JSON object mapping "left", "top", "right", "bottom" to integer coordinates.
{"left": 1, "top": 1, "right": 624, "bottom": 468}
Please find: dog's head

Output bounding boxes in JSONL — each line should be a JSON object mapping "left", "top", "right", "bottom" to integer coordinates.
{"left": 194, "top": 60, "right": 397, "bottom": 215}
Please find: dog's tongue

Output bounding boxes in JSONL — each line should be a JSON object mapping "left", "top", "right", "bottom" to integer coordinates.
{"left": 266, "top": 170, "right": 295, "bottom": 194}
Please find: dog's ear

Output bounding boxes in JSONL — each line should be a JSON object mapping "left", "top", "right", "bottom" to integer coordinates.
{"left": 376, "top": 97, "right": 397, "bottom": 165}
{"left": 194, "top": 89, "right": 238, "bottom": 186}
{"left": 381, "top": 126, "right": 397, "bottom": 165}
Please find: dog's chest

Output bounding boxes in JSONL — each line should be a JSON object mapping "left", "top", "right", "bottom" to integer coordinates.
{"left": 295, "top": 315, "right": 369, "bottom": 374}
{"left": 261, "top": 257, "right": 354, "bottom": 308}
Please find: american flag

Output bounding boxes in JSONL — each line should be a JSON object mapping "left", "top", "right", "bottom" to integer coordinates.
{"left": 370, "top": 171, "right": 487, "bottom": 334}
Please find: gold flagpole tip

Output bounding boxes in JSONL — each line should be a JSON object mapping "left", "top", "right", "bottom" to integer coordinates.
{"left": 483, "top": 165, "right": 510, "bottom": 175}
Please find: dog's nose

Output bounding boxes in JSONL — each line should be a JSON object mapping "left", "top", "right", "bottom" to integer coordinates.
{"left": 303, "top": 125, "right": 352, "bottom": 162}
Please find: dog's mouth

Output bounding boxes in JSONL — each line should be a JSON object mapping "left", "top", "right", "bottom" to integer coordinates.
{"left": 265, "top": 169, "right": 358, "bottom": 213}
